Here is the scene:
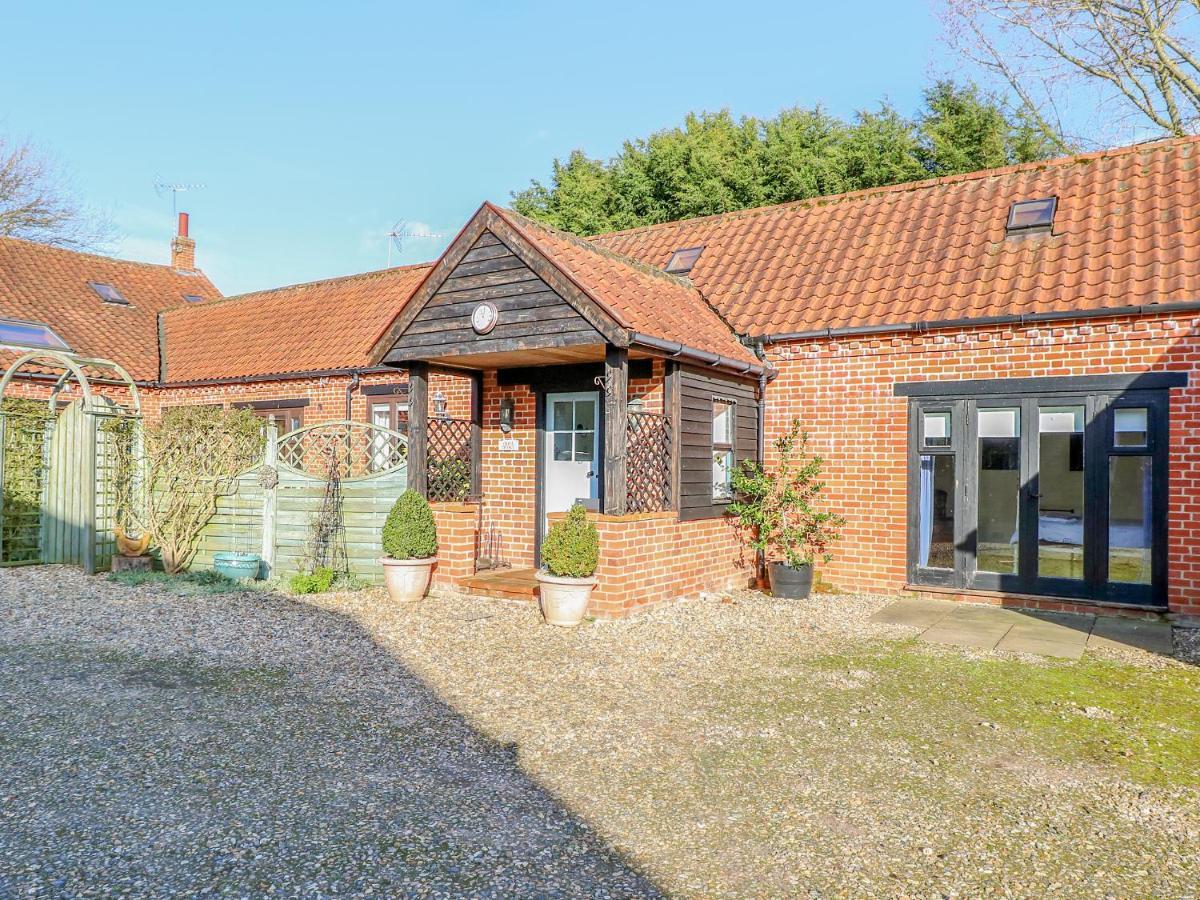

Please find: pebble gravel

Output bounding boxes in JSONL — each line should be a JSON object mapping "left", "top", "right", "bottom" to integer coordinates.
{"left": 1, "top": 567, "right": 1197, "bottom": 897}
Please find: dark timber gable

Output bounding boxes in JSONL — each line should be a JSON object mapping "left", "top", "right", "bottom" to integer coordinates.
{"left": 383, "top": 230, "right": 604, "bottom": 360}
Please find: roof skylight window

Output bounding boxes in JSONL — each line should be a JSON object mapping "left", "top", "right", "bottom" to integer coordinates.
{"left": 182, "top": 294, "right": 206, "bottom": 303}
{"left": 664, "top": 246, "right": 704, "bottom": 274}
{"left": 88, "top": 281, "right": 128, "bottom": 304}
{"left": 1006, "top": 198, "right": 1057, "bottom": 235}
{"left": 0, "top": 318, "right": 70, "bottom": 350}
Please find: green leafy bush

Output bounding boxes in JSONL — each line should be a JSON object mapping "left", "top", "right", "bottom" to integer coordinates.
{"left": 729, "top": 420, "right": 845, "bottom": 569}
{"left": 540, "top": 503, "right": 599, "bottom": 578}
{"left": 381, "top": 490, "right": 438, "bottom": 560}
{"left": 290, "top": 567, "right": 336, "bottom": 594}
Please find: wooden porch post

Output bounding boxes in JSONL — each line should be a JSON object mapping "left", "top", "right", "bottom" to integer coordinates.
{"left": 603, "top": 345, "right": 628, "bottom": 515}
{"left": 469, "top": 370, "right": 483, "bottom": 501}
{"left": 408, "top": 362, "right": 429, "bottom": 496}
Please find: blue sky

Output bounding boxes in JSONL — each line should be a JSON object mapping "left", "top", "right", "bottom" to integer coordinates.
{"left": 4, "top": 1, "right": 941, "bottom": 294}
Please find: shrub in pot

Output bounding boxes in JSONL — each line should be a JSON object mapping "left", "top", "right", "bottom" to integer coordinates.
{"left": 729, "top": 420, "right": 845, "bottom": 599}
{"left": 380, "top": 489, "right": 438, "bottom": 602}
{"left": 537, "top": 503, "right": 599, "bottom": 626}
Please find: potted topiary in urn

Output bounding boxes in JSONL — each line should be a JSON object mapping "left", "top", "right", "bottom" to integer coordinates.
{"left": 380, "top": 489, "right": 438, "bottom": 602}
{"left": 729, "top": 420, "right": 845, "bottom": 599}
{"left": 536, "top": 503, "right": 599, "bottom": 626}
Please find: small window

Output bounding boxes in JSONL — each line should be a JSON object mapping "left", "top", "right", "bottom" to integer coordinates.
{"left": 712, "top": 399, "right": 735, "bottom": 501}
{"left": 182, "top": 294, "right": 206, "bottom": 303}
{"left": 1114, "top": 408, "right": 1149, "bottom": 447}
{"left": 665, "top": 246, "right": 704, "bottom": 274}
{"left": 0, "top": 317, "right": 70, "bottom": 350}
{"left": 922, "top": 410, "right": 952, "bottom": 449}
{"left": 88, "top": 281, "right": 128, "bottom": 304}
{"left": 1006, "top": 198, "right": 1056, "bottom": 235}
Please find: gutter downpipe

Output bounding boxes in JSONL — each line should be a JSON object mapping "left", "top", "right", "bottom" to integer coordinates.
{"left": 346, "top": 370, "right": 361, "bottom": 420}
{"left": 753, "top": 339, "right": 769, "bottom": 589}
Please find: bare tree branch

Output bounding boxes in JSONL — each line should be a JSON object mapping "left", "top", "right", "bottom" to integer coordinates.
{"left": 942, "top": 0, "right": 1200, "bottom": 143}
{"left": 0, "top": 136, "right": 113, "bottom": 251}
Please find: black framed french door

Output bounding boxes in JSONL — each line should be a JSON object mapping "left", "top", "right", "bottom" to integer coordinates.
{"left": 903, "top": 375, "right": 1180, "bottom": 608}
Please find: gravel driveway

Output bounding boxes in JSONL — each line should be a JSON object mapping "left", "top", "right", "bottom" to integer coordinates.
{"left": 1, "top": 567, "right": 1198, "bottom": 897}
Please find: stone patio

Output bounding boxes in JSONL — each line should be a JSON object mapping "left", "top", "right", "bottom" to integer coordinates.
{"left": 870, "top": 597, "right": 1175, "bottom": 659}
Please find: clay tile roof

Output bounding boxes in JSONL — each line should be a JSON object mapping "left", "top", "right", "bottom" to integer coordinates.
{"left": 590, "top": 135, "right": 1200, "bottom": 337}
{"left": 161, "top": 264, "right": 432, "bottom": 382}
{"left": 0, "top": 237, "right": 221, "bottom": 381}
{"left": 490, "top": 205, "right": 759, "bottom": 365}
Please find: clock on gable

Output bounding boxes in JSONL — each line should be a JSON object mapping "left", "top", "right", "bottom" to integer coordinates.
{"left": 471, "top": 301, "right": 499, "bottom": 335}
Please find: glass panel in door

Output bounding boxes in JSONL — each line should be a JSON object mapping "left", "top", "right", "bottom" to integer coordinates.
{"left": 1108, "top": 455, "right": 1153, "bottom": 584}
{"left": 1037, "top": 405, "right": 1085, "bottom": 580}
{"left": 976, "top": 407, "right": 1020, "bottom": 575}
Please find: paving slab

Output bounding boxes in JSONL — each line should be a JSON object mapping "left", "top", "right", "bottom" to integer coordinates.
{"left": 869, "top": 597, "right": 954, "bottom": 629}
{"left": 919, "top": 616, "right": 1013, "bottom": 650}
{"left": 1088, "top": 617, "right": 1174, "bottom": 655}
{"left": 996, "top": 623, "right": 1087, "bottom": 659}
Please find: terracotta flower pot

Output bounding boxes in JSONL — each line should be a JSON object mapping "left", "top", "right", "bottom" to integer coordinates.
{"left": 381, "top": 556, "right": 436, "bottom": 603}
{"left": 535, "top": 571, "right": 596, "bottom": 626}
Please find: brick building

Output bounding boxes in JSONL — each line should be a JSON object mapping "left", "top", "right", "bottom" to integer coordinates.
{"left": 2, "top": 137, "right": 1198, "bottom": 621}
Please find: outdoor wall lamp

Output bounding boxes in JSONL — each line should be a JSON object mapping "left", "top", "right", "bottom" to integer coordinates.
{"left": 433, "top": 391, "right": 448, "bottom": 419}
{"left": 499, "top": 398, "right": 514, "bottom": 433}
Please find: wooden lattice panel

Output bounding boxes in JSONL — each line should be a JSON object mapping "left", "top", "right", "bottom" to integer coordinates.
{"left": 627, "top": 411, "right": 671, "bottom": 513}
{"left": 277, "top": 421, "right": 407, "bottom": 481}
{"left": 427, "top": 417, "right": 473, "bottom": 503}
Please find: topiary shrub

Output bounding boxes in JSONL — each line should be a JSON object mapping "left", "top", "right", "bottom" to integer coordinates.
{"left": 381, "top": 489, "right": 438, "bottom": 560}
{"left": 540, "top": 503, "right": 599, "bottom": 578}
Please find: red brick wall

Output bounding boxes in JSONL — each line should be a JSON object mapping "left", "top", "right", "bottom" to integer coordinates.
{"left": 548, "top": 510, "right": 754, "bottom": 618}
{"left": 761, "top": 312, "right": 1200, "bottom": 617}
{"left": 479, "top": 371, "right": 539, "bottom": 568}
{"left": 144, "top": 370, "right": 472, "bottom": 425}
{"left": 430, "top": 502, "right": 480, "bottom": 588}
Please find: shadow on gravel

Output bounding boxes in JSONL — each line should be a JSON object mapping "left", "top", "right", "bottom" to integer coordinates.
{"left": 0, "top": 587, "right": 661, "bottom": 897}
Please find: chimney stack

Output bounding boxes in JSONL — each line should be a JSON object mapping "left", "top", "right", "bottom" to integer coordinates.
{"left": 171, "top": 212, "right": 196, "bottom": 270}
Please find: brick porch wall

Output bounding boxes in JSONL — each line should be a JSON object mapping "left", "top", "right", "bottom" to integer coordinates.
{"left": 762, "top": 311, "right": 1200, "bottom": 618}
{"left": 548, "top": 510, "right": 754, "bottom": 618}
{"left": 430, "top": 502, "right": 480, "bottom": 589}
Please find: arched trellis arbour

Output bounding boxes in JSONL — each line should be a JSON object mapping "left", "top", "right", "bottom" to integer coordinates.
{"left": 0, "top": 351, "right": 142, "bottom": 573}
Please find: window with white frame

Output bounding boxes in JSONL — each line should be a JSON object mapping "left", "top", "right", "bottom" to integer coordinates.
{"left": 712, "top": 398, "right": 735, "bottom": 501}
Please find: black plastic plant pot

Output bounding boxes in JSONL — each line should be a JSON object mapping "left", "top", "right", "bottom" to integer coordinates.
{"left": 768, "top": 562, "right": 814, "bottom": 599}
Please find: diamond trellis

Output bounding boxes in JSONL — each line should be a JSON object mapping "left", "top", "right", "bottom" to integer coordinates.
{"left": 427, "top": 417, "right": 473, "bottom": 503}
{"left": 276, "top": 421, "right": 407, "bottom": 480}
{"left": 627, "top": 411, "right": 671, "bottom": 513}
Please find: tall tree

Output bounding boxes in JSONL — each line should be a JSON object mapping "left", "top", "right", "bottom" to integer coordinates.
{"left": 512, "top": 80, "right": 1056, "bottom": 235}
{"left": 0, "top": 137, "right": 111, "bottom": 250}
{"left": 942, "top": 0, "right": 1200, "bottom": 145}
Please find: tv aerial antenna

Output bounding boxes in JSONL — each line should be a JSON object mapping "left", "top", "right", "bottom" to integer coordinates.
{"left": 386, "top": 220, "right": 444, "bottom": 267}
{"left": 154, "top": 179, "right": 206, "bottom": 218}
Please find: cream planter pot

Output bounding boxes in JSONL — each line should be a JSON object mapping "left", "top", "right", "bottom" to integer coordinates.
{"left": 536, "top": 572, "right": 597, "bottom": 626}
{"left": 381, "top": 557, "right": 436, "bottom": 603}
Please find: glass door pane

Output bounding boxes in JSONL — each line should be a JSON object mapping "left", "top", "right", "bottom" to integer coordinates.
{"left": 976, "top": 407, "right": 1020, "bottom": 575}
{"left": 1108, "top": 455, "right": 1153, "bottom": 584}
{"left": 917, "top": 454, "right": 955, "bottom": 569}
{"left": 1037, "top": 405, "right": 1085, "bottom": 580}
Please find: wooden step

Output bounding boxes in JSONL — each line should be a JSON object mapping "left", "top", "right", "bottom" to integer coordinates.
{"left": 460, "top": 567, "right": 540, "bottom": 601}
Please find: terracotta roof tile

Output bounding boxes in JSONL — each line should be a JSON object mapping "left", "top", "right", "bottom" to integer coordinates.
{"left": 0, "top": 237, "right": 221, "bottom": 380}
{"left": 591, "top": 135, "right": 1200, "bottom": 336}
{"left": 162, "top": 264, "right": 432, "bottom": 382}
{"left": 491, "top": 206, "right": 759, "bottom": 365}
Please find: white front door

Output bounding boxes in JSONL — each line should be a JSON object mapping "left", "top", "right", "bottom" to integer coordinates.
{"left": 544, "top": 391, "right": 600, "bottom": 534}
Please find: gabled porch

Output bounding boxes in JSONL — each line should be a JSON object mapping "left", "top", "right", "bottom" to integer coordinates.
{"left": 368, "top": 203, "right": 771, "bottom": 616}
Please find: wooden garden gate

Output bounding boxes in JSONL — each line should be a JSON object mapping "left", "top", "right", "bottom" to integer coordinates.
{"left": 0, "top": 352, "right": 141, "bottom": 574}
